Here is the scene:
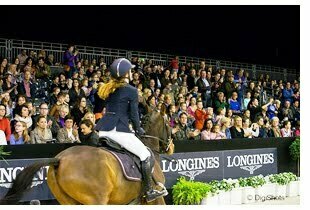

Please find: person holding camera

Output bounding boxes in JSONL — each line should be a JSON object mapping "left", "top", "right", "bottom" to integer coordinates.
{"left": 63, "top": 44, "right": 79, "bottom": 78}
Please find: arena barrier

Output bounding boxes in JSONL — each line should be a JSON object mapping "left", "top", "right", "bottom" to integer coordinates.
{"left": 0, "top": 138, "right": 297, "bottom": 202}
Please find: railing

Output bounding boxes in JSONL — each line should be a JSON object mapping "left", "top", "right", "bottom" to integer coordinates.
{"left": 0, "top": 38, "right": 299, "bottom": 81}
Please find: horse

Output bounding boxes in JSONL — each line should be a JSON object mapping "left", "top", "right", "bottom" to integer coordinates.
{"left": 0, "top": 110, "right": 174, "bottom": 205}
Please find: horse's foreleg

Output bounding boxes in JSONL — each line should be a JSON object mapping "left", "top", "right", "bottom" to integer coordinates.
{"left": 148, "top": 197, "right": 166, "bottom": 205}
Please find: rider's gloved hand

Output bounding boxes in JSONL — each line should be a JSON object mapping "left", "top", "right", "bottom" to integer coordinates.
{"left": 136, "top": 127, "right": 146, "bottom": 136}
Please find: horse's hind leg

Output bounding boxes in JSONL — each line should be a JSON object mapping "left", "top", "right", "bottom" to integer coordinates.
{"left": 47, "top": 165, "right": 80, "bottom": 205}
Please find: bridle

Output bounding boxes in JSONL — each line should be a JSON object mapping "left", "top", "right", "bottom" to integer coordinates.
{"left": 140, "top": 134, "right": 173, "bottom": 152}
{"left": 140, "top": 113, "right": 173, "bottom": 152}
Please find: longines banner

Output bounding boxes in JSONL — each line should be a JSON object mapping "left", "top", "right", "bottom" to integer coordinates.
{"left": 160, "top": 148, "right": 277, "bottom": 188}
{"left": 0, "top": 148, "right": 277, "bottom": 201}
{"left": 0, "top": 158, "right": 55, "bottom": 201}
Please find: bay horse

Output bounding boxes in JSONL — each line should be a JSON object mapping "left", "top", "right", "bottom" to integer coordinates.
{"left": 0, "top": 110, "right": 174, "bottom": 205}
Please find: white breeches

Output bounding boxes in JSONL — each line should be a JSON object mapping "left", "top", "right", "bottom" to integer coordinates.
{"left": 98, "top": 127, "right": 150, "bottom": 161}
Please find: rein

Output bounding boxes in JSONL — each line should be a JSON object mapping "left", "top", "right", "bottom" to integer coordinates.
{"left": 140, "top": 134, "right": 173, "bottom": 152}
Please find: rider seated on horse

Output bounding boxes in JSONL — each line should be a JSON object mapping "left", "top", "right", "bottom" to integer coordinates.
{"left": 94, "top": 58, "right": 166, "bottom": 202}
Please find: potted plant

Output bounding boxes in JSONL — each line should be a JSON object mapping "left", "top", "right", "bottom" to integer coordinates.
{"left": 172, "top": 177, "right": 212, "bottom": 205}
{"left": 260, "top": 175, "right": 277, "bottom": 197}
{"left": 268, "top": 173, "right": 291, "bottom": 197}
{"left": 226, "top": 178, "right": 243, "bottom": 205}
{"left": 238, "top": 177, "right": 256, "bottom": 204}
{"left": 208, "top": 180, "right": 233, "bottom": 204}
{"left": 289, "top": 137, "right": 300, "bottom": 177}
{"left": 285, "top": 172, "right": 299, "bottom": 197}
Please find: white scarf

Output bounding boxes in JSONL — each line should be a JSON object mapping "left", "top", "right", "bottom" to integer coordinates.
{"left": 14, "top": 114, "right": 33, "bottom": 128}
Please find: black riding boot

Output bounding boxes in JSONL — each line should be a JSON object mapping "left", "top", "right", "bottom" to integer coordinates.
{"left": 141, "top": 157, "right": 166, "bottom": 202}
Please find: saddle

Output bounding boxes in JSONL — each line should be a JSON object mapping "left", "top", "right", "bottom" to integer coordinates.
{"left": 98, "top": 137, "right": 155, "bottom": 182}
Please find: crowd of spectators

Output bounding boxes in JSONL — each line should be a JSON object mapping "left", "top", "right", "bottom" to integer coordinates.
{"left": 0, "top": 46, "right": 300, "bottom": 145}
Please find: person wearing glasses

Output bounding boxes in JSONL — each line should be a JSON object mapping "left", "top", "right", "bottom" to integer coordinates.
{"left": 10, "top": 121, "right": 30, "bottom": 145}
{"left": 57, "top": 115, "right": 80, "bottom": 143}
{"left": 32, "top": 102, "right": 59, "bottom": 138}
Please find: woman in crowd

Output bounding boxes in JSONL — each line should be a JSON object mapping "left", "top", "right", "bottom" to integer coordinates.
{"left": 201, "top": 119, "right": 214, "bottom": 140}
{"left": 154, "top": 88, "right": 161, "bottom": 104}
{"left": 79, "top": 119, "right": 99, "bottom": 146}
{"left": 70, "top": 96, "right": 88, "bottom": 126}
{"left": 226, "top": 109, "right": 234, "bottom": 127}
{"left": 294, "top": 121, "right": 300, "bottom": 137}
{"left": 184, "top": 93, "right": 193, "bottom": 107}
{"left": 230, "top": 116, "right": 245, "bottom": 139}
{"left": 82, "top": 111, "right": 96, "bottom": 126}
{"left": 49, "top": 92, "right": 68, "bottom": 119}
{"left": 220, "top": 117, "right": 232, "bottom": 139}
{"left": 2, "top": 74, "right": 17, "bottom": 101}
{"left": 256, "top": 116, "right": 268, "bottom": 138}
{"left": 1, "top": 93, "right": 13, "bottom": 119}
{"left": 25, "top": 101, "right": 36, "bottom": 117}
{"left": 12, "top": 94, "right": 27, "bottom": 117}
{"left": 211, "top": 124, "right": 226, "bottom": 140}
{"left": 280, "top": 120, "right": 293, "bottom": 137}
{"left": 146, "top": 95, "right": 157, "bottom": 113}
{"left": 57, "top": 105, "right": 70, "bottom": 128}
{"left": 268, "top": 116, "right": 282, "bottom": 137}
{"left": 23, "top": 57, "right": 36, "bottom": 75}
{"left": 215, "top": 107, "right": 226, "bottom": 125}
{"left": 0, "top": 58, "right": 8, "bottom": 76}
{"left": 68, "top": 78, "right": 86, "bottom": 107}
{"left": 187, "top": 96, "right": 197, "bottom": 120}
{"left": 167, "top": 104, "right": 177, "bottom": 128}
{"left": 11, "top": 104, "right": 32, "bottom": 132}
{"left": 10, "top": 121, "right": 30, "bottom": 145}
{"left": 243, "top": 91, "right": 252, "bottom": 111}
{"left": 13, "top": 57, "right": 21, "bottom": 72}
{"left": 81, "top": 78, "right": 91, "bottom": 97}
{"left": 30, "top": 116, "right": 53, "bottom": 144}
{"left": 243, "top": 110, "right": 251, "bottom": 123}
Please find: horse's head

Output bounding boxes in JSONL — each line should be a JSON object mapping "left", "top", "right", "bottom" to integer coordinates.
{"left": 142, "top": 110, "right": 174, "bottom": 155}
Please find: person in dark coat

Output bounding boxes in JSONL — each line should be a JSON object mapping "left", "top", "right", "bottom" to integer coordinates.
{"left": 79, "top": 119, "right": 99, "bottom": 146}
{"left": 95, "top": 58, "right": 166, "bottom": 202}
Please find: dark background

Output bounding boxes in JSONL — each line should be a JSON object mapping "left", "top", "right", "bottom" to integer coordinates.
{"left": 0, "top": 5, "right": 299, "bottom": 69}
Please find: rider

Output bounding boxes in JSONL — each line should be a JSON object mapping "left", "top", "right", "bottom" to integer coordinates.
{"left": 95, "top": 58, "right": 166, "bottom": 202}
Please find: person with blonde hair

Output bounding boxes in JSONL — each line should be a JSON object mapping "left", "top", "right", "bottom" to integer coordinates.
{"left": 57, "top": 104, "right": 70, "bottom": 128}
{"left": 211, "top": 124, "right": 226, "bottom": 140}
{"left": 95, "top": 58, "right": 166, "bottom": 202}
{"left": 82, "top": 111, "right": 96, "bottom": 126}
{"left": 220, "top": 117, "right": 232, "bottom": 139}
{"left": 230, "top": 116, "right": 245, "bottom": 139}
{"left": 10, "top": 121, "right": 30, "bottom": 145}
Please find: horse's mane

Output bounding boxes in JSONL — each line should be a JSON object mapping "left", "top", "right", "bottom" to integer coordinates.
{"left": 141, "top": 110, "right": 160, "bottom": 132}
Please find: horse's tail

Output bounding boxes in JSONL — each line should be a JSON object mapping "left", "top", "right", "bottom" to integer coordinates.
{"left": 0, "top": 158, "right": 59, "bottom": 205}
